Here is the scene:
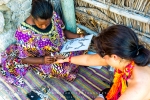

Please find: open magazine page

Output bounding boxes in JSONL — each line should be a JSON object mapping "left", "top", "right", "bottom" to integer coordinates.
{"left": 60, "top": 34, "right": 93, "bottom": 53}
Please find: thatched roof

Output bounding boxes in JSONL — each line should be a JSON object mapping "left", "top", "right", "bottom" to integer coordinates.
{"left": 75, "top": 0, "right": 150, "bottom": 50}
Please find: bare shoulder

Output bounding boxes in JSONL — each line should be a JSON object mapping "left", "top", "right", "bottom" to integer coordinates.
{"left": 118, "top": 66, "right": 150, "bottom": 100}
{"left": 137, "top": 66, "right": 150, "bottom": 97}
{"left": 130, "top": 66, "right": 150, "bottom": 99}
{"left": 133, "top": 66, "right": 150, "bottom": 87}
{"left": 134, "top": 65, "right": 150, "bottom": 81}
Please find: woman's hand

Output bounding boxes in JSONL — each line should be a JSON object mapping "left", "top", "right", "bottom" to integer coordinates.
{"left": 55, "top": 59, "right": 65, "bottom": 63}
{"left": 54, "top": 55, "right": 68, "bottom": 63}
{"left": 64, "top": 30, "right": 85, "bottom": 39}
{"left": 44, "top": 56, "right": 55, "bottom": 64}
{"left": 78, "top": 33, "right": 85, "bottom": 38}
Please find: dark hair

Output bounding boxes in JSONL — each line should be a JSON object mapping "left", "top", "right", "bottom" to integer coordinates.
{"left": 31, "top": 0, "right": 53, "bottom": 19}
{"left": 95, "top": 25, "right": 150, "bottom": 66}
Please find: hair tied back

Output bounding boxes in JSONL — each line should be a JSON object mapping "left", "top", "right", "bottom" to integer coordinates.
{"left": 136, "top": 45, "right": 144, "bottom": 55}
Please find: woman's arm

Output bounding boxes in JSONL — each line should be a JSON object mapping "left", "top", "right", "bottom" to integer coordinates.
{"left": 22, "top": 57, "right": 43, "bottom": 64}
{"left": 22, "top": 56, "right": 55, "bottom": 64}
{"left": 63, "top": 30, "right": 80, "bottom": 39}
{"left": 56, "top": 54, "right": 108, "bottom": 66}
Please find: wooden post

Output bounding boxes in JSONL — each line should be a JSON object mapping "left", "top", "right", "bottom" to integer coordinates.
{"left": 61, "top": 0, "right": 77, "bottom": 33}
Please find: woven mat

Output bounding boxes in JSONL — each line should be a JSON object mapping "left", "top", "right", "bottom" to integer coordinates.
{"left": 0, "top": 67, "right": 111, "bottom": 100}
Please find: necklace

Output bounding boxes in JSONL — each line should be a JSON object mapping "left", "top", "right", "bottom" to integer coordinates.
{"left": 21, "top": 19, "right": 55, "bottom": 35}
{"left": 106, "top": 61, "right": 134, "bottom": 100}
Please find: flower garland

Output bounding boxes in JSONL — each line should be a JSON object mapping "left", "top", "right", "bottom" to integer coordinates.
{"left": 106, "top": 61, "right": 135, "bottom": 100}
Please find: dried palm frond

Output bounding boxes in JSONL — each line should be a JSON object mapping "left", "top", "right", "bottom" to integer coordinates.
{"left": 76, "top": 7, "right": 150, "bottom": 35}
{"left": 76, "top": 0, "right": 150, "bottom": 17}
{"left": 75, "top": 7, "right": 150, "bottom": 49}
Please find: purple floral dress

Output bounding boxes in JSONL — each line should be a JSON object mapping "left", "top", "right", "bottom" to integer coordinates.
{"left": 1, "top": 12, "right": 85, "bottom": 87}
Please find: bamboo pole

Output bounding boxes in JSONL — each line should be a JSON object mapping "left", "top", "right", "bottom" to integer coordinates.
{"left": 81, "top": 0, "right": 150, "bottom": 24}
{"left": 61, "top": 0, "right": 77, "bottom": 33}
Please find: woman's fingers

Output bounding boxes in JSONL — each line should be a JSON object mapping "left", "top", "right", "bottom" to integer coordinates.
{"left": 44, "top": 56, "right": 56, "bottom": 64}
{"left": 55, "top": 55, "right": 65, "bottom": 59}
{"left": 55, "top": 59, "right": 64, "bottom": 63}
{"left": 54, "top": 55, "right": 66, "bottom": 63}
{"left": 78, "top": 33, "right": 85, "bottom": 38}
{"left": 44, "top": 55, "right": 66, "bottom": 64}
